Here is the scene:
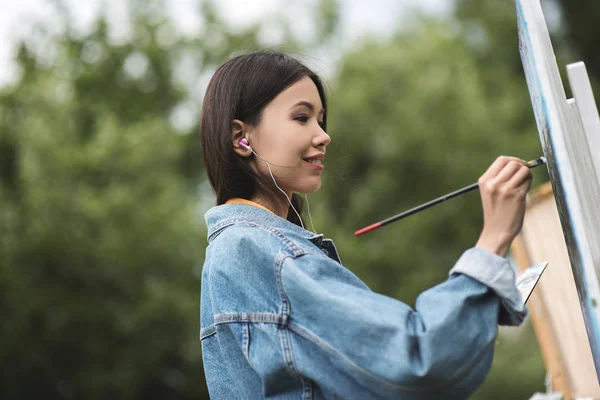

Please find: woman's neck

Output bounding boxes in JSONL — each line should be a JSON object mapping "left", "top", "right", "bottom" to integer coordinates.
{"left": 250, "top": 195, "right": 290, "bottom": 219}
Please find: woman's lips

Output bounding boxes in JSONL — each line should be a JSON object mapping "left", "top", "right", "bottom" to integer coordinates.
{"left": 303, "top": 153, "right": 325, "bottom": 171}
{"left": 303, "top": 159, "right": 324, "bottom": 171}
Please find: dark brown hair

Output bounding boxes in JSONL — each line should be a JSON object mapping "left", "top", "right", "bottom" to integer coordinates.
{"left": 199, "top": 51, "right": 327, "bottom": 226}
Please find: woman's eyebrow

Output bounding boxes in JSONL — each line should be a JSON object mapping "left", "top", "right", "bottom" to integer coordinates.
{"left": 290, "top": 100, "right": 325, "bottom": 115}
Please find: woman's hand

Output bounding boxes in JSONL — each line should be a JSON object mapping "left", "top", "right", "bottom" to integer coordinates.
{"left": 475, "top": 156, "right": 533, "bottom": 257}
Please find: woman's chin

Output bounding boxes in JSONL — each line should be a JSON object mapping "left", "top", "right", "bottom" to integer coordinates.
{"left": 294, "top": 180, "right": 321, "bottom": 195}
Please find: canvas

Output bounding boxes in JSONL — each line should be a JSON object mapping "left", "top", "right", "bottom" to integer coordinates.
{"left": 516, "top": 0, "right": 600, "bottom": 380}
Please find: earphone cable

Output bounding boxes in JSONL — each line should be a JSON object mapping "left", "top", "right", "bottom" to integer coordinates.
{"left": 252, "top": 150, "right": 306, "bottom": 231}
{"left": 304, "top": 193, "right": 316, "bottom": 233}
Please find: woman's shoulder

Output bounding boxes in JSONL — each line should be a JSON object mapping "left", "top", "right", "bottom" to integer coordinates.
{"left": 201, "top": 223, "right": 294, "bottom": 319}
{"left": 205, "top": 222, "right": 289, "bottom": 264}
{"left": 207, "top": 220, "right": 313, "bottom": 260}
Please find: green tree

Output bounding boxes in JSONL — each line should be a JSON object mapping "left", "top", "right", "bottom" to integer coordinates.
{"left": 0, "top": 11, "right": 207, "bottom": 400}
{"left": 0, "top": 0, "right": 338, "bottom": 398}
{"left": 557, "top": 0, "right": 600, "bottom": 84}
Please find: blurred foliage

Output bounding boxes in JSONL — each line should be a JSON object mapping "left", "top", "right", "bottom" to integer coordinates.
{"left": 0, "top": 0, "right": 596, "bottom": 398}
{"left": 556, "top": 0, "right": 600, "bottom": 85}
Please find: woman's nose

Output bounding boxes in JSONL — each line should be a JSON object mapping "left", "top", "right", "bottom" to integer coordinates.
{"left": 314, "top": 126, "right": 331, "bottom": 148}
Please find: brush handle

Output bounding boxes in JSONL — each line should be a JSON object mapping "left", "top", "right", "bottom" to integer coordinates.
{"left": 379, "top": 182, "right": 479, "bottom": 226}
{"left": 354, "top": 156, "right": 546, "bottom": 236}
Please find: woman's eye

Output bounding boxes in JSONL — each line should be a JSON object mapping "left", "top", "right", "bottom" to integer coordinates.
{"left": 294, "top": 115, "right": 309, "bottom": 123}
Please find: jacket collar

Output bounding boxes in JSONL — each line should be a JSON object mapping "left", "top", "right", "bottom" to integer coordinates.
{"left": 204, "top": 203, "right": 323, "bottom": 245}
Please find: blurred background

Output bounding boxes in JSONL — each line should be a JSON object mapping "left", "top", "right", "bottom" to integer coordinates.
{"left": 1, "top": 0, "right": 599, "bottom": 398}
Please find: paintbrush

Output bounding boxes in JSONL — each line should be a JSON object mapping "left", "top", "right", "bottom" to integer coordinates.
{"left": 354, "top": 156, "right": 547, "bottom": 236}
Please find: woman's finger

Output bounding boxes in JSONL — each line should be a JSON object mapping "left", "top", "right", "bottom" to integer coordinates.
{"left": 507, "top": 164, "right": 533, "bottom": 190}
{"left": 480, "top": 156, "right": 526, "bottom": 181}
{"left": 493, "top": 160, "right": 525, "bottom": 184}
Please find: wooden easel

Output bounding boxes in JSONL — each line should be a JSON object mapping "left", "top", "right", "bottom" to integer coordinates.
{"left": 513, "top": 182, "right": 600, "bottom": 398}
{"left": 516, "top": 0, "right": 600, "bottom": 391}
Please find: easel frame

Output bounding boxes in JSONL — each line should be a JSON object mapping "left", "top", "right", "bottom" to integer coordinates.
{"left": 513, "top": 182, "right": 600, "bottom": 398}
{"left": 516, "top": 0, "right": 600, "bottom": 383}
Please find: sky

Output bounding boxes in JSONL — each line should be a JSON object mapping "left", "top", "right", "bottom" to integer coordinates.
{"left": 0, "top": 0, "right": 452, "bottom": 87}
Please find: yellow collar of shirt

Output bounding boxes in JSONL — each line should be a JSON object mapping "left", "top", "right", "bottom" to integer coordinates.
{"left": 225, "top": 198, "right": 274, "bottom": 214}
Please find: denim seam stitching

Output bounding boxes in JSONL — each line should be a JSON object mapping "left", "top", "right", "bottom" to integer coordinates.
{"left": 199, "top": 325, "right": 216, "bottom": 340}
{"left": 277, "top": 255, "right": 317, "bottom": 398}
{"left": 200, "top": 312, "right": 287, "bottom": 339}
{"left": 275, "top": 252, "right": 292, "bottom": 322}
{"left": 287, "top": 320, "right": 495, "bottom": 394}
{"left": 207, "top": 221, "right": 237, "bottom": 242}
{"left": 275, "top": 254, "right": 303, "bottom": 384}
{"left": 259, "top": 224, "right": 304, "bottom": 257}
{"left": 301, "top": 377, "right": 313, "bottom": 400}
{"left": 209, "top": 218, "right": 247, "bottom": 236}
{"left": 213, "top": 312, "right": 286, "bottom": 325}
{"left": 279, "top": 326, "right": 301, "bottom": 379}
{"left": 209, "top": 220, "right": 305, "bottom": 257}
{"left": 242, "top": 322, "right": 250, "bottom": 363}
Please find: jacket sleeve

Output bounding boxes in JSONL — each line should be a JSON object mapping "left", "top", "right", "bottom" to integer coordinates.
{"left": 277, "top": 247, "right": 527, "bottom": 399}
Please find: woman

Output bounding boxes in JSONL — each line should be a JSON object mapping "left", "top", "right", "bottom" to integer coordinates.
{"left": 199, "top": 51, "right": 531, "bottom": 399}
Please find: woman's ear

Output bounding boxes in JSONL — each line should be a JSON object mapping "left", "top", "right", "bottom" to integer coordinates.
{"left": 231, "top": 119, "right": 251, "bottom": 157}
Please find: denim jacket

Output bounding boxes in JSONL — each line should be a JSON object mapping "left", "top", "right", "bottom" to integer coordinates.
{"left": 200, "top": 203, "right": 527, "bottom": 399}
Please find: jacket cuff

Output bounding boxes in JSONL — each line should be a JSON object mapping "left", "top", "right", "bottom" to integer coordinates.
{"left": 449, "top": 247, "right": 528, "bottom": 326}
